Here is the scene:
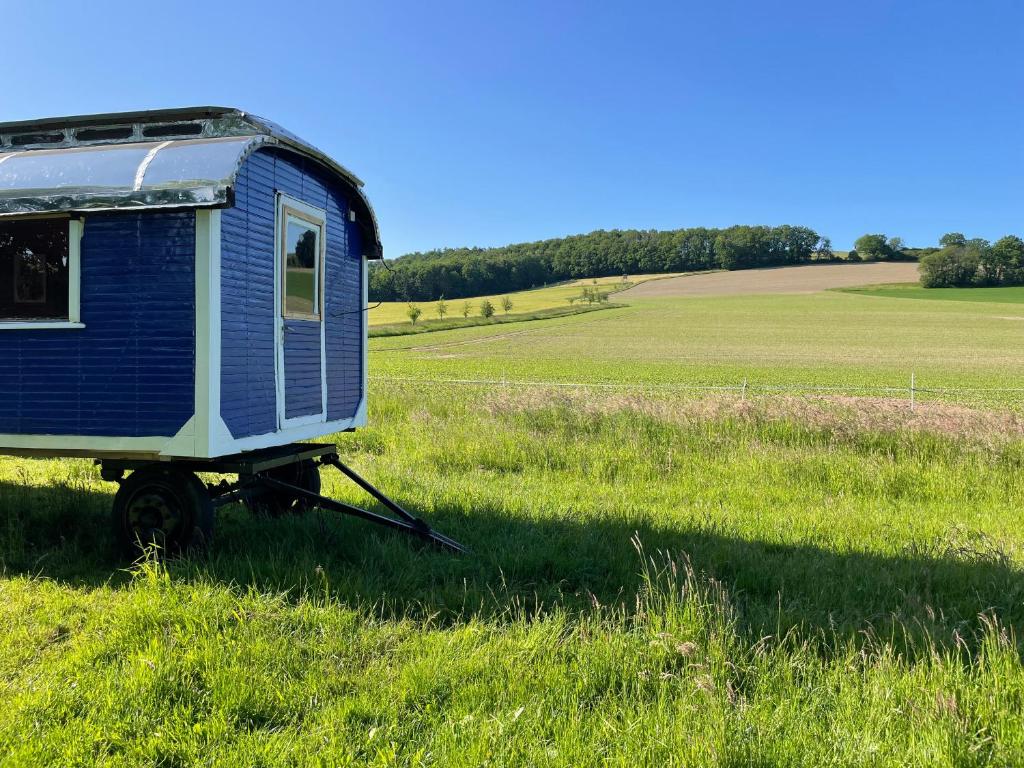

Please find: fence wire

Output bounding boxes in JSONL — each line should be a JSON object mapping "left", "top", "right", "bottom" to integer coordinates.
{"left": 372, "top": 375, "right": 1024, "bottom": 407}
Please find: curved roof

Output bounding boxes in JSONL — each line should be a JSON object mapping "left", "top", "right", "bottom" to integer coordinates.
{"left": 0, "top": 107, "right": 382, "bottom": 258}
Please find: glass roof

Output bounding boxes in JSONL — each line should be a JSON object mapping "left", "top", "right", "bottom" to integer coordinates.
{"left": 0, "top": 136, "right": 264, "bottom": 216}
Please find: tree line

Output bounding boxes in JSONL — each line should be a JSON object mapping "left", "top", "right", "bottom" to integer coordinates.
{"left": 370, "top": 225, "right": 835, "bottom": 302}
{"left": 916, "top": 232, "right": 1024, "bottom": 288}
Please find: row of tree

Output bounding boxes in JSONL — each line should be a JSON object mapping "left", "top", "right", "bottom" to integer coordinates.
{"left": 918, "top": 232, "right": 1024, "bottom": 288}
{"left": 370, "top": 225, "right": 834, "bottom": 301}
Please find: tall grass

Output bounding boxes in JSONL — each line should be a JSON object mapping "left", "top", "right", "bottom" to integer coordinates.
{"left": 1, "top": 383, "right": 1023, "bottom": 765}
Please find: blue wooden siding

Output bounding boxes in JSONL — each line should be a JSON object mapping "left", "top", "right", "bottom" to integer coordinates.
{"left": 220, "top": 147, "right": 364, "bottom": 439}
{"left": 0, "top": 212, "right": 195, "bottom": 436}
{"left": 283, "top": 319, "right": 322, "bottom": 418}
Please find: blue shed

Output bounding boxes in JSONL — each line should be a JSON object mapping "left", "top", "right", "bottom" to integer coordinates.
{"left": 0, "top": 108, "right": 460, "bottom": 553}
{"left": 0, "top": 106, "right": 381, "bottom": 460}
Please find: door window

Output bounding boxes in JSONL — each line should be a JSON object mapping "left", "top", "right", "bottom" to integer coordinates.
{"left": 280, "top": 204, "right": 325, "bottom": 320}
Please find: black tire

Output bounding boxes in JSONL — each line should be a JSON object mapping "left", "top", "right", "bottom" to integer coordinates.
{"left": 112, "top": 466, "right": 214, "bottom": 555}
{"left": 248, "top": 460, "right": 321, "bottom": 517}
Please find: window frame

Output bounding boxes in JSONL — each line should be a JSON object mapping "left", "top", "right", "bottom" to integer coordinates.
{"left": 278, "top": 199, "right": 326, "bottom": 322}
{"left": 0, "top": 214, "right": 83, "bottom": 330}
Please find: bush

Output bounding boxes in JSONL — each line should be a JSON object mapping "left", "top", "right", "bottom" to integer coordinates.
{"left": 919, "top": 246, "right": 981, "bottom": 288}
{"left": 479, "top": 299, "right": 495, "bottom": 318}
{"left": 406, "top": 303, "right": 422, "bottom": 324}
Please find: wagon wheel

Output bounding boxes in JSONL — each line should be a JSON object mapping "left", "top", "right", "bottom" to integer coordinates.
{"left": 112, "top": 466, "right": 214, "bottom": 554}
{"left": 248, "top": 459, "right": 322, "bottom": 517}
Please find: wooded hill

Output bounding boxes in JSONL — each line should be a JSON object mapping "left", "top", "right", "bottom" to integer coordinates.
{"left": 369, "top": 225, "right": 833, "bottom": 302}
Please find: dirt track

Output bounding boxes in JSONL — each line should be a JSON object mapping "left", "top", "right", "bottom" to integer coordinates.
{"left": 619, "top": 262, "right": 920, "bottom": 298}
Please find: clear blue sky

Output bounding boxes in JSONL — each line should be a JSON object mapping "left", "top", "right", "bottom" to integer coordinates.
{"left": 4, "top": 1, "right": 1022, "bottom": 256}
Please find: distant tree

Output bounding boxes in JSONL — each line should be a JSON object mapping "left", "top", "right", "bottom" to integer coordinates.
{"left": 368, "top": 223, "right": 826, "bottom": 301}
{"left": 939, "top": 232, "right": 967, "bottom": 248}
{"left": 919, "top": 246, "right": 981, "bottom": 287}
{"left": 989, "top": 235, "right": 1024, "bottom": 285}
{"left": 853, "top": 234, "right": 890, "bottom": 261}
{"left": 293, "top": 230, "right": 317, "bottom": 268}
{"left": 406, "top": 303, "right": 422, "bottom": 324}
{"left": 814, "top": 236, "right": 834, "bottom": 261}
{"left": 846, "top": 249, "right": 860, "bottom": 261}
{"left": 714, "top": 226, "right": 761, "bottom": 270}
{"left": 887, "top": 236, "right": 905, "bottom": 254}
{"left": 500, "top": 296, "right": 513, "bottom": 314}
{"left": 479, "top": 299, "right": 495, "bottom": 318}
{"left": 436, "top": 296, "right": 448, "bottom": 319}
{"left": 461, "top": 300, "right": 472, "bottom": 318}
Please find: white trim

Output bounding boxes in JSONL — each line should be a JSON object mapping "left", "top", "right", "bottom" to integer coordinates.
{"left": 0, "top": 152, "right": 20, "bottom": 167}
{"left": 356, "top": 255, "right": 368, "bottom": 426}
{"left": 0, "top": 414, "right": 360, "bottom": 460}
{"left": 0, "top": 433, "right": 172, "bottom": 455}
{"left": 0, "top": 321, "right": 84, "bottom": 330}
{"left": 133, "top": 140, "right": 173, "bottom": 191}
{"left": 68, "top": 218, "right": 82, "bottom": 323}
{"left": 223, "top": 415, "right": 359, "bottom": 453}
{"left": 278, "top": 195, "right": 329, "bottom": 229}
{"left": 275, "top": 192, "right": 328, "bottom": 429}
{"left": 321, "top": 279, "right": 329, "bottom": 420}
{"left": 274, "top": 194, "right": 283, "bottom": 425}
{"left": 192, "top": 209, "right": 223, "bottom": 457}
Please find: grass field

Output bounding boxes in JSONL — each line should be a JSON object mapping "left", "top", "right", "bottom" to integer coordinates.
{"left": 367, "top": 273, "right": 683, "bottom": 326}
{"left": 841, "top": 283, "right": 1024, "bottom": 305}
{"left": 371, "top": 289, "right": 1024, "bottom": 407}
{"left": 3, "top": 269, "right": 1024, "bottom": 765}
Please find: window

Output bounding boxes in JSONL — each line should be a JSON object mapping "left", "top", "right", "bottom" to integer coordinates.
{"left": 279, "top": 200, "right": 325, "bottom": 320}
{"left": 0, "top": 217, "right": 81, "bottom": 324}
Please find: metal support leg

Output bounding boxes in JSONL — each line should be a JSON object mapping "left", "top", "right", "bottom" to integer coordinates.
{"left": 258, "top": 456, "right": 466, "bottom": 553}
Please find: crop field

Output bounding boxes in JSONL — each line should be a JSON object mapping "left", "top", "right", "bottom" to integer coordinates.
{"left": 619, "top": 261, "right": 920, "bottom": 298}
{"left": 367, "top": 273, "right": 682, "bottom": 326}
{"left": 3, "top": 268, "right": 1024, "bottom": 765}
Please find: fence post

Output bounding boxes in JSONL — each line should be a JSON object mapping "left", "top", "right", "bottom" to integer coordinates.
{"left": 910, "top": 372, "right": 915, "bottom": 412}
{"left": 741, "top": 377, "right": 748, "bottom": 402}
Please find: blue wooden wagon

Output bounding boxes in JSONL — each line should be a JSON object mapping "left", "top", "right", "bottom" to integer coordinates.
{"left": 0, "top": 107, "right": 460, "bottom": 552}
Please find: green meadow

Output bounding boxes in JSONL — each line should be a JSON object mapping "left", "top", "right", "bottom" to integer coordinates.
{"left": 2, "top": 279, "right": 1024, "bottom": 765}
{"left": 373, "top": 289, "right": 1024, "bottom": 407}
{"left": 840, "top": 283, "right": 1024, "bottom": 305}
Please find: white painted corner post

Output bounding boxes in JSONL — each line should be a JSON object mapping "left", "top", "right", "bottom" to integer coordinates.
{"left": 193, "top": 209, "right": 224, "bottom": 456}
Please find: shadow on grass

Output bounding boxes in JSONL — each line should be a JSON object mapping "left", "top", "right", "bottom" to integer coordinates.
{"left": 1, "top": 477, "right": 1022, "bottom": 658}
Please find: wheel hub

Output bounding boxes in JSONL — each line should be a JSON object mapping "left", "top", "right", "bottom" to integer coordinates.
{"left": 127, "top": 488, "right": 182, "bottom": 539}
